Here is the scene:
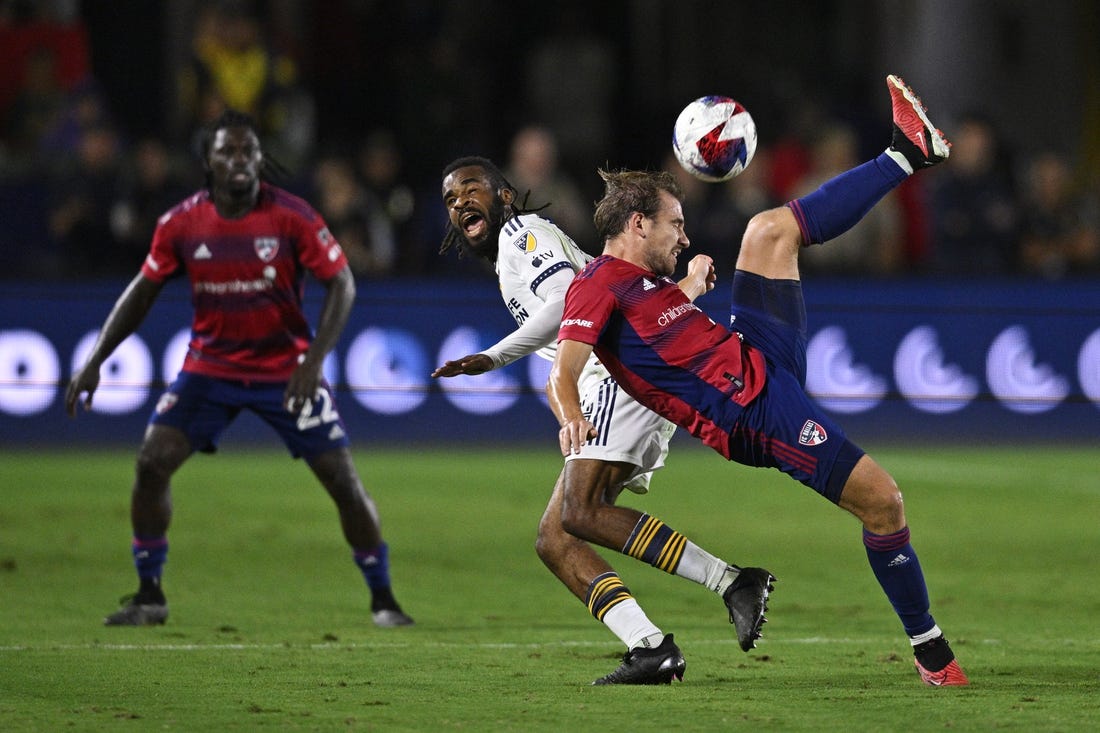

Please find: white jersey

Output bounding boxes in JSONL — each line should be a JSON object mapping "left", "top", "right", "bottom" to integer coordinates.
{"left": 482, "top": 213, "right": 675, "bottom": 492}
{"left": 483, "top": 213, "right": 596, "bottom": 369}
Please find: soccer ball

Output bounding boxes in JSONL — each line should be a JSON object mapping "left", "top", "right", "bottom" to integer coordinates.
{"left": 672, "top": 96, "right": 757, "bottom": 182}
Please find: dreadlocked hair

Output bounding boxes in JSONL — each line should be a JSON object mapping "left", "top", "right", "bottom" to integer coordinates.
{"left": 198, "top": 108, "right": 290, "bottom": 188}
{"left": 439, "top": 155, "right": 550, "bottom": 257}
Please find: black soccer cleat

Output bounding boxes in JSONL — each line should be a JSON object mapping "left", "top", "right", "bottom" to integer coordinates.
{"left": 371, "top": 607, "right": 415, "bottom": 627}
{"left": 104, "top": 590, "right": 169, "bottom": 626}
{"left": 592, "top": 633, "right": 686, "bottom": 685}
{"left": 722, "top": 566, "right": 775, "bottom": 651}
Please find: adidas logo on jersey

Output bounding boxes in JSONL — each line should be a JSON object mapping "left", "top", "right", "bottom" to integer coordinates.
{"left": 643, "top": 278, "right": 657, "bottom": 290}
{"left": 194, "top": 243, "right": 212, "bottom": 259}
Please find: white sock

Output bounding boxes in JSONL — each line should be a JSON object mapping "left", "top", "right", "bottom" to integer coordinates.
{"left": 674, "top": 540, "right": 730, "bottom": 591}
{"left": 602, "top": 599, "right": 662, "bottom": 650}
{"left": 884, "top": 147, "right": 914, "bottom": 176}
{"left": 909, "top": 625, "right": 943, "bottom": 646}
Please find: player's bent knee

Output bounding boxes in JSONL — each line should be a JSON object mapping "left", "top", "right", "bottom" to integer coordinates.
{"left": 135, "top": 430, "right": 190, "bottom": 483}
{"left": 737, "top": 208, "right": 801, "bottom": 276}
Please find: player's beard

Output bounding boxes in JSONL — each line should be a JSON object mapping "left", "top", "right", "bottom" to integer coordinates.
{"left": 643, "top": 248, "right": 677, "bottom": 277}
{"left": 467, "top": 199, "right": 508, "bottom": 256}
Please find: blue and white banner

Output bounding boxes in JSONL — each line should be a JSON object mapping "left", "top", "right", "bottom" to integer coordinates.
{"left": 1, "top": 277, "right": 1097, "bottom": 446}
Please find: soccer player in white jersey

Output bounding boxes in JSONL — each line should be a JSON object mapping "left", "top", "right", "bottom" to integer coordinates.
{"left": 434, "top": 157, "right": 773, "bottom": 685}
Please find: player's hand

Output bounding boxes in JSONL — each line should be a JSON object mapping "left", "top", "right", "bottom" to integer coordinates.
{"left": 687, "top": 254, "right": 716, "bottom": 293}
{"left": 285, "top": 361, "right": 322, "bottom": 413}
{"left": 431, "top": 353, "right": 493, "bottom": 378}
{"left": 558, "top": 417, "right": 598, "bottom": 456}
{"left": 64, "top": 366, "right": 100, "bottom": 417}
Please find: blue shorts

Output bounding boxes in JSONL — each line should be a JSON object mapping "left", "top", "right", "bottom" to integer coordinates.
{"left": 727, "top": 271, "right": 864, "bottom": 503}
{"left": 150, "top": 372, "right": 351, "bottom": 459}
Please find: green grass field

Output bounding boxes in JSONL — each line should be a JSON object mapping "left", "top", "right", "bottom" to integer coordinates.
{"left": 2, "top": 443, "right": 1098, "bottom": 731}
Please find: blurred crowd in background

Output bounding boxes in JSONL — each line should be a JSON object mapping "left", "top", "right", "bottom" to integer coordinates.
{"left": 1, "top": 0, "right": 1098, "bottom": 282}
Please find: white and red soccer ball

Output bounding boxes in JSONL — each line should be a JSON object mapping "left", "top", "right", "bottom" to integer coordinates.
{"left": 672, "top": 95, "right": 757, "bottom": 182}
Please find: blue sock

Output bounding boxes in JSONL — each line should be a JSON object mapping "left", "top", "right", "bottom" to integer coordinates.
{"left": 863, "top": 527, "right": 936, "bottom": 637}
{"left": 353, "top": 542, "right": 391, "bottom": 591}
{"left": 787, "top": 152, "right": 908, "bottom": 245}
{"left": 132, "top": 535, "right": 167, "bottom": 590}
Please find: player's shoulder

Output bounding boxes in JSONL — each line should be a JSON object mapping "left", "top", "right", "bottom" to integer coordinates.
{"left": 498, "top": 212, "right": 591, "bottom": 266}
{"left": 500, "top": 212, "right": 571, "bottom": 246}
{"left": 157, "top": 189, "right": 208, "bottom": 228}
{"left": 577, "top": 253, "right": 628, "bottom": 280}
{"left": 260, "top": 182, "right": 322, "bottom": 223}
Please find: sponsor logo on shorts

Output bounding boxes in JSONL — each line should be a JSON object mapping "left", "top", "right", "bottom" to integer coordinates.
{"left": 155, "top": 392, "right": 178, "bottom": 415}
{"left": 798, "top": 419, "right": 828, "bottom": 446}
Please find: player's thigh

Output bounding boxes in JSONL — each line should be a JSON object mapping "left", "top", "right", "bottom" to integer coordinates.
{"left": 730, "top": 270, "right": 808, "bottom": 381}
{"left": 732, "top": 366, "right": 863, "bottom": 504}
{"left": 734, "top": 207, "right": 802, "bottom": 280}
{"left": 573, "top": 373, "right": 676, "bottom": 491}
{"left": 562, "top": 458, "right": 637, "bottom": 509}
{"left": 252, "top": 380, "right": 351, "bottom": 459}
{"left": 149, "top": 371, "right": 239, "bottom": 455}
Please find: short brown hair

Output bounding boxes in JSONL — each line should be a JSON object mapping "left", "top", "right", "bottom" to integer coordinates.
{"left": 593, "top": 169, "right": 683, "bottom": 243}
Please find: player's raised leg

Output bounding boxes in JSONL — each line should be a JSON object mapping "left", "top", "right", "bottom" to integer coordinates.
{"left": 738, "top": 75, "right": 951, "bottom": 282}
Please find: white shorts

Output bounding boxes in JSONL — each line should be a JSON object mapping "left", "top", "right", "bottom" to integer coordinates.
{"left": 565, "top": 368, "right": 677, "bottom": 494}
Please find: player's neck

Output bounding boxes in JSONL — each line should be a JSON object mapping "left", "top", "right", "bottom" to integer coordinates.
{"left": 213, "top": 187, "right": 259, "bottom": 219}
{"left": 604, "top": 239, "right": 653, "bottom": 274}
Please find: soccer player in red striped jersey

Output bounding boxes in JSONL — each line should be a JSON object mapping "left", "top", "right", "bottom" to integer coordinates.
{"left": 65, "top": 110, "right": 412, "bottom": 628}
{"left": 549, "top": 76, "right": 968, "bottom": 686}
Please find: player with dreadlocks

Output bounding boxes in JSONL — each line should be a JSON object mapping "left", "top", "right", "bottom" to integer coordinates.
{"left": 433, "top": 156, "right": 774, "bottom": 685}
{"left": 66, "top": 109, "right": 413, "bottom": 628}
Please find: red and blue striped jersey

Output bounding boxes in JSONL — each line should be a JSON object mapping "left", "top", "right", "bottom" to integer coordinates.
{"left": 141, "top": 182, "right": 348, "bottom": 381}
{"left": 558, "top": 255, "right": 767, "bottom": 458}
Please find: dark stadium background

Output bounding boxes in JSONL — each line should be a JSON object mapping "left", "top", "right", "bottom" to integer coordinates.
{"left": 1, "top": 0, "right": 1097, "bottom": 446}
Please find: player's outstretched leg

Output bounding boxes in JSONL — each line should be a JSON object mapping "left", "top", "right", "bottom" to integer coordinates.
{"left": 720, "top": 566, "right": 776, "bottom": 651}
{"left": 592, "top": 633, "right": 686, "bottom": 686}
{"left": 885, "top": 74, "right": 951, "bottom": 172}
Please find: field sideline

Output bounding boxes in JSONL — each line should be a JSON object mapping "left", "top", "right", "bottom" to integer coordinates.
{"left": 1, "top": 444, "right": 1098, "bottom": 731}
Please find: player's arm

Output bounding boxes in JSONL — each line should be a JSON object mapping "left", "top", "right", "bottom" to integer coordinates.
{"left": 546, "top": 338, "right": 597, "bottom": 456}
{"left": 65, "top": 273, "right": 164, "bottom": 416}
{"left": 677, "top": 254, "right": 716, "bottom": 301}
{"left": 286, "top": 265, "right": 354, "bottom": 411}
{"left": 432, "top": 265, "right": 573, "bottom": 378}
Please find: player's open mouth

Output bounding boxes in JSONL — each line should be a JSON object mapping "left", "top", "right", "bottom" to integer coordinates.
{"left": 461, "top": 212, "right": 486, "bottom": 237}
